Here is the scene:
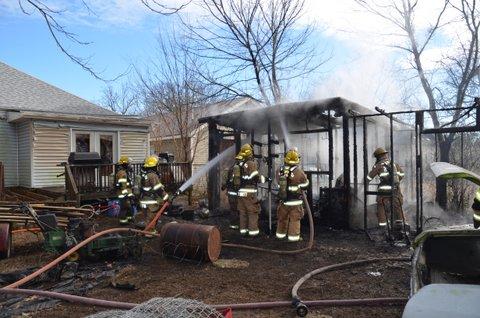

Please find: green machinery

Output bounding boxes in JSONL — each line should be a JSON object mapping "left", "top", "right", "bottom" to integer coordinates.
{"left": 0, "top": 203, "right": 143, "bottom": 261}
{"left": 42, "top": 220, "right": 143, "bottom": 261}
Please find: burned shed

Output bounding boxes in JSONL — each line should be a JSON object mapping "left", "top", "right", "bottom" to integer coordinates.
{"left": 199, "top": 97, "right": 425, "bottom": 233}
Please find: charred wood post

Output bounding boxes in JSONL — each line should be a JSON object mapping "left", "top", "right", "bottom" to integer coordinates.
{"left": 234, "top": 130, "right": 241, "bottom": 154}
{"left": 353, "top": 117, "right": 358, "bottom": 198}
{"left": 208, "top": 121, "right": 222, "bottom": 211}
{"left": 363, "top": 117, "right": 368, "bottom": 231}
{"left": 267, "top": 122, "right": 272, "bottom": 233}
{"left": 342, "top": 115, "right": 351, "bottom": 228}
{"left": 328, "top": 109, "right": 333, "bottom": 211}
{"left": 416, "top": 111, "right": 424, "bottom": 233}
{"left": 389, "top": 114, "right": 395, "bottom": 237}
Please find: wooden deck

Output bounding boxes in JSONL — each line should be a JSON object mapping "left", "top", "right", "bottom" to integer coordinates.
{"left": 63, "top": 162, "right": 192, "bottom": 205}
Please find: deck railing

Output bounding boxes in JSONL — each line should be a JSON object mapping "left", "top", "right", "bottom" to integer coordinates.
{"left": 63, "top": 162, "right": 191, "bottom": 202}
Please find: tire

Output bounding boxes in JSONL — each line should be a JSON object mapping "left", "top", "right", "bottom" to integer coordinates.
{"left": 0, "top": 222, "right": 12, "bottom": 259}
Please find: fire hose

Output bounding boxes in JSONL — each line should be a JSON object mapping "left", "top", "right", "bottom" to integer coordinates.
{"left": 4, "top": 198, "right": 174, "bottom": 289}
{"left": 144, "top": 200, "right": 170, "bottom": 232}
{"left": 0, "top": 257, "right": 409, "bottom": 315}
{"left": 1, "top": 221, "right": 410, "bottom": 316}
{"left": 0, "top": 287, "right": 407, "bottom": 312}
{"left": 290, "top": 256, "right": 411, "bottom": 316}
{"left": 221, "top": 192, "right": 314, "bottom": 254}
{"left": 3, "top": 228, "right": 160, "bottom": 289}
{"left": 1, "top": 194, "right": 410, "bottom": 315}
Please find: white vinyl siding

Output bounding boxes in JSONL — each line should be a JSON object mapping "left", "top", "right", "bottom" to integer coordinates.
{"left": 191, "top": 125, "right": 209, "bottom": 166}
{"left": 120, "top": 131, "right": 149, "bottom": 163}
{"left": 0, "top": 117, "right": 18, "bottom": 186}
{"left": 17, "top": 120, "right": 32, "bottom": 187}
{"left": 32, "top": 124, "right": 69, "bottom": 188}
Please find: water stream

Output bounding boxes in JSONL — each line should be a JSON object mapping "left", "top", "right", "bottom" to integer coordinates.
{"left": 279, "top": 116, "right": 291, "bottom": 149}
{"left": 177, "top": 145, "right": 236, "bottom": 194}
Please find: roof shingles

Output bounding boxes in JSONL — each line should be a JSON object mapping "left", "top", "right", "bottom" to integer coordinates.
{"left": 0, "top": 61, "right": 116, "bottom": 116}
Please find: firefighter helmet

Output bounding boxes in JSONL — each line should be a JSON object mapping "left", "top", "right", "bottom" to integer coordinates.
{"left": 285, "top": 149, "right": 300, "bottom": 165}
{"left": 143, "top": 155, "right": 159, "bottom": 168}
{"left": 240, "top": 144, "right": 253, "bottom": 159}
{"left": 118, "top": 156, "right": 132, "bottom": 165}
{"left": 373, "top": 147, "right": 388, "bottom": 158}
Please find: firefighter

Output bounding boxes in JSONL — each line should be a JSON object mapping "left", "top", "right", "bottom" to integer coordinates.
{"left": 137, "top": 155, "right": 168, "bottom": 231}
{"left": 222, "top": 154, "right": 243, "bottom": 229}
{"left": 366, "top": 147, "right": 405, "bottom": 231}
{"left": 235, "top": 144, "right": 261, "bottom": 237}
{"left": 275, "top": 148, "right": 309, "bottom": 242}
{"left": 115, "top": 156, "right": 135, "bottom": 225}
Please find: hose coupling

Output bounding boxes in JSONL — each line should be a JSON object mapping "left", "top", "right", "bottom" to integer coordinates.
{"left": 292, "top": 298, "right": 308, "bottom": 317}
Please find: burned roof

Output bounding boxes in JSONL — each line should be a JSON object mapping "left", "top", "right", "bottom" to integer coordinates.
{"left": 199, "top": 97, "right": 375, "bottom": 133}
{"left": 151, "top": 98, "right": 262, "bottom": 138}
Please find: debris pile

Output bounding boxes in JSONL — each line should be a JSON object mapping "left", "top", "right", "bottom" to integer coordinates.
{"left": 0, "top": 187, "right": 63, "bottom": 203}
{"left": 0, "top": 203, "right": 91, "bottom": 229}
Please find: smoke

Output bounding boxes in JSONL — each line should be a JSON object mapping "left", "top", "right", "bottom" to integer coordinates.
{"left": 313, "top": 49, "right": 404, "bottom": 110}
{"left": 422, "top": 201, "right": 471, "bottom": 229}
{"left": 278, "top": 116, "right": 291, "bottom": 149}
{"left": 178, "top": 145, "right": 236, "bottom": 193}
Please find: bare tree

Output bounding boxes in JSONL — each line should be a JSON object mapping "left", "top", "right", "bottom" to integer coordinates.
{"left": 138, "top": 33, "right": 216, "bottom": 164}
{"left": 356, "top": 0, "right": 480, "bottom": 208}
{"left": 449, "top": 131, "right": 480, "bottom": 210}
{"left": 183, "top": 0, "right": 326, "bottom": 106}
{"left": 100, "top": 84, "right": 141, "bottom": 115}
{"left": 18, "top": 0, "right": 190, "bottom": 80}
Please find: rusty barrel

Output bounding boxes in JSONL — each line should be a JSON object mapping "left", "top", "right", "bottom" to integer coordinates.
{"left": 159, "top": 222, "right": 221, "bottom": 262}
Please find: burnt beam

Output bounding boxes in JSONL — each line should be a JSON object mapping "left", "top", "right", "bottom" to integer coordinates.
{"left": 208, "top": 121, "right": 222, "bottom": 211}
{"left": 342, "top": 115, "right": 350, "bottom": 228}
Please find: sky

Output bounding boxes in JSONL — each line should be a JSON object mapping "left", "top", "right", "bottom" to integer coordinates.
{"left": 0, "top": 0, "right": 464, "bottom": 110}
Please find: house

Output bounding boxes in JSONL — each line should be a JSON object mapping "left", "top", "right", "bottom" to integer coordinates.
{"left": 150, "top": 98, "right": 262, "bottom": 193}
{"left": 0, "top": 61, "right": 150, "bottom": 189}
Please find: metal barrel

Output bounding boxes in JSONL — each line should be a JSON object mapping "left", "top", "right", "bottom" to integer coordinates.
{"left": 159, "top": 222, "right": 221, "bottom": 262}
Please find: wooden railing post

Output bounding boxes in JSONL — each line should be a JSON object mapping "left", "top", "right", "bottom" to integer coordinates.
{"left": 64, "top": 162, "right": 191, "bottom": 204}
{"left": 64, "top": 163, "right": 80, "bottom": 206}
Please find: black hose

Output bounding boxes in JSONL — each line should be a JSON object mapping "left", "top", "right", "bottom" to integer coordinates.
{"left": 0, "top": 288, "right": 407, "bottom": 312}
{"left": 291, "top": 257, "right": 411, "bottom": 316}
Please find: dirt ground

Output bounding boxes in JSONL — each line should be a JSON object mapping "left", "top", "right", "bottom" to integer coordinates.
{"left": 0, "top": 215, "right": 412, "bottom": 318}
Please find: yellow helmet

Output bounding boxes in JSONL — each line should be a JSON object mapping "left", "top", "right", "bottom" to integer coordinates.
{"left": 240, "top": 143, "right": 253, "bottom": 159}
{"left": 144, "top": 155, "right": 159, "bottom": 168}
{"left": 285, "top": 149, "right": 300, "bottom": 165}
{"left": 118, "top": 156, "right": 132, "bottom": 165}
{"left": 373, "top": 147, "right": 388, "bottom": 158}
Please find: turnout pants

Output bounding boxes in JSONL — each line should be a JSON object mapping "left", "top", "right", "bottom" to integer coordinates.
{"left": 135, "top": 200, "right": 160, "bottom": 229}
{"left": 228, "top": 194, "right": 239, "bottom": 226}
{"left": 119, "top": 197, "right": 134, "bottom": 221}
{"left": 377, "top": 189, "right": 404, "bottom": 225}
{"left": 276, "top": 203, "right": 304, "bottom": 240}
{"left": 237, "top": 193, "right": 260, "bottom": 235}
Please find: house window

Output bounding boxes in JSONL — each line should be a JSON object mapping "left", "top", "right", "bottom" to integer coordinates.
{"left": 75, "top": 133, "right": 91, "bottom": 152}
{"left": 99, "top": 134, "right": 113, "bottom": 164}
{"left": 72, "top": 130, "right": 117, "bottom": 163}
